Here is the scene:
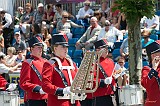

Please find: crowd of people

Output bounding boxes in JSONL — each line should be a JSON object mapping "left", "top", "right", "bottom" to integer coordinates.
{"left": 0, "top": 0, "right": 159, "bottom": 106}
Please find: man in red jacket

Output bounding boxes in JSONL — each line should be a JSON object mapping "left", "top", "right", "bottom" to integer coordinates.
{"left": 20, "top": 36, "right": 47, "bottom": 106}
{"left": 42, "top": 34, "right": 80, "bottom": 106}
{"left": 81, "top": 39, "right": 116, "bottom": 106}
{"left": 141, "top": 40, "right": 160, "bottom": 106}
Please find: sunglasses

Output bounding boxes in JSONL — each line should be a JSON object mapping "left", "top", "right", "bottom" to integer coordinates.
{"left": 94, "top": 14, "right": 100, "bottom": 16}
{"left": 63, "top": 17, "right": 68, "bottom": 18}
{"left": 17, "top": 51, "right": 22, "bottom": 54}
{"left": 105, "top": 24, "right": 110, "bottom": 26}
{"left": 143, "top": 36, "right": 149, "bottom": 39}
{"left": 85, "top": 4, "right": 90, "bottom": 6}
{"left": 118, "top": 62, "right": 124, "bottom": 63}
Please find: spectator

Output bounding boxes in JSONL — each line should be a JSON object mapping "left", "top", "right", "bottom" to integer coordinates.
{"left": 93, "top": 10, "right": 106, "bottom": 27}
{"left": 14, "top": 6, "right": 24, "bottom": 25}
{"left": 76, "top": 17, "right": 101, "bottom": 50}
{"left": 31, "top": 23, "right": 42, "bottom": 38}
{"left": 20, "top": 3, "right": 34, "bottom": 24}
{"left": 41, "top": 23, "right": 51, "bottom": 46}
{"left": 31, "top": 23, "right": 48, "bottom": 56}
{"left": 15, "top": 49, "right": 25, "bottom": 65}
{"left": 13, "top": 31, "right": 27, "bottom": 56}
{"left": 5, "top": 47, "right": 17, "bottom": 67}
{"left": 56, "top": 11, "right": 83, "bottom": 39}
{"left": 114, "top": 56, "right": 128, "bottom": 106}
{"left": 52, "top": 3, "right": 63, "bottom": 26}
{"left": 32, "top": 3, "right": 44, "bottom": 25}
{"left": 0, "top": 10, "right": 13, "bottom": 52}
{"left": 99, "top": 0, "right": 110, "bottom": 19}
{"left": 110, "top": 16, "right": 119, "bottom": 29}
{"left": 76, "top": 0, "right": 94, "bottom": 25}
{"left": 42, "top": 4, "right": 55, "bottom": 25}
{"left": 141, "top": 30, "right": 154, "bottom": 49}
{"left": 97, "top": 20, "right": 123, "bottom": 47}
{"left": 41, "top": 26, "right": 52, "bottom": 55}
{"left": 114, "top": 56, "right": 127, "bottom": 86}
{"left": 0, "top": 52, "right": 21, "bottom": 82}
{"left": 141, "top": 30, "right": 154, "bottom": 60}
{"left": 76, "top": 0, "right": 94, "bottom": 19}
{"left": 144, "top": 15, "right": 159, "bottom": 30}
{"left": 50, "top": 3, "right": 63, "bottom": 34}
{"left": 14, "top": 3, "right": 34, "bottom": 39}
{"left": 117, "top": 13, "right": 128, "bottom": 30}
{"left": 120, "top": 37, "right": 128, "bottom": 59}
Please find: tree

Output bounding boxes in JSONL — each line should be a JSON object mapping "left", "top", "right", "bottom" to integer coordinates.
{"left": 113, "top": 0, "right": 156, "bottom": 85}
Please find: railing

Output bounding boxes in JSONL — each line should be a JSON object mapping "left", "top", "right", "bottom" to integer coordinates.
{"left": 13, "top": 0, "right": 45, "bottom": 14}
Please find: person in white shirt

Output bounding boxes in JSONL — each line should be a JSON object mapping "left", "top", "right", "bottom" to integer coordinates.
{"left": 0, "top": 11, "right": 12, "bottom": 29}
{"left": 144, "top": 15, "right": 159, "bottom": 30}
{"left": 113, "top": 56, "right": 128, "bottom": 106}
{"left": 97, "top": 20, "right": 123, "bottom": 47}
{"left": 114, "top": 56, "right": 128, "bottom": 86}
{"left": 0, "top": 53, "right": 21, "bottom": 74}
{"left": 120, "top": 38, "right": 128, "bottom": 59}
{"left": 76, "top": 0, "right": 94, "bottom": 20}
{"left": 0, "top": 53, "right": 19, "bottom": 94}
{"left": 0, "top": 10, "right": 13, "bottom": 51}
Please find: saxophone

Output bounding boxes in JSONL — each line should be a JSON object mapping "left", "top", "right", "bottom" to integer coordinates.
{"left": 70, "top": 49, "right": 105, "bottom": 94}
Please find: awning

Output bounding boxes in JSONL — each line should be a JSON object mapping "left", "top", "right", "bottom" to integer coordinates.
{"left": 45, "top": 0, "right": 96, "bottom": 4}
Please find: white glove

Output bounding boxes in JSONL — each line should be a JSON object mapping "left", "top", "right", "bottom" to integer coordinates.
{"left": 104, "top": 77, "right": 112, "bottom": 84}
{"left": 6, "top": 83, "right": 17, "bottom": 91}
{"left": 39, "top": 88, "right": 46, "bottom": 94}
{"left": 63, "top": 87, "right": 71, "bottom": 94}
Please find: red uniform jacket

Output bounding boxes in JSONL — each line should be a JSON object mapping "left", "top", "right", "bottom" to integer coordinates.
{"left": 42, "top": 57, "right": 80, "bottom": 106}
{"left": 20, "top": 55, "right": 47, "bottom": 100}
{"left": 87, "top": 57, "right": 116, "bottom": 98}
{"left": 141, "top": 64, "right": 160, "bottom": 106}
{"left": 0, "top": 75, "right": 7, "bottom": 89}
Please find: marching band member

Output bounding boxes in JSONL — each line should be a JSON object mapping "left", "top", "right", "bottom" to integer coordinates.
{"left": 141, "top": 40, "right": 160, "bottom": 106}
{"left": 20, "top": 36, "right": 47, "bottom": 106}
{"left": 81, "top": 39, "right": 116, "bottom": 106}
{"left": 0, "top": 75, "right": 7, "bottom": 89}
{"left": 42, "top": 34, "right": 80, "bottom": 106}
{"left": 0, "top": 75, "right": 17, "bottom": 91}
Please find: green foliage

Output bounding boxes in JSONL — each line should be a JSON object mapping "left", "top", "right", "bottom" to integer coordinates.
{"left": 113, "top": 0, "right": 156, "bottom": 23}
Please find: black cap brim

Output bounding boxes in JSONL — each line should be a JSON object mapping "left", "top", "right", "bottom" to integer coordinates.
{"left": 33, "top": 43, "right": 43, "bottom": 47}
{"left": 151, "top": 49, "right": 160, "bottom": 54}
{"left": 97, "top": 45, "right": 108, "bottom": 49}
{"left": 53, "top": 42, "right": 69, "bottom": 47}
{"left": 61, "top": 43, "right": 69, "bottom": 47}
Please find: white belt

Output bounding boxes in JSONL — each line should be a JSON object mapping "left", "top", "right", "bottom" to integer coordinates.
{"left": 58, "top": 93, "right": 86, "bottom": 101}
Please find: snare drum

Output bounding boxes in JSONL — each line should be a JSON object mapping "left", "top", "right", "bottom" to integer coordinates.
{"left": 118, "top": 85, "right": 144, "bottom": 106}
{"left": 0, "top": 91, "right": 20, "bottom": 106}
